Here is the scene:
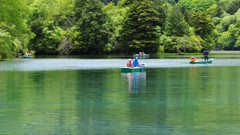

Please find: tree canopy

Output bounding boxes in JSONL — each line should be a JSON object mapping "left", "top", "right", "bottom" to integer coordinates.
{"left": 0, "top": 0, "right": 240, "bottom": 59}
{"left": 120, "top": 0, "right": 160, "bottom": 54}
{"left": 0, "top": 0, "right": 32, "bottom": 58}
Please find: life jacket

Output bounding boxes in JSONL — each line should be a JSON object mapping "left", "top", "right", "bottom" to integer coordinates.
{"left": 190, "top": 56, "right": 197, "bottom": 62}
{"left": 127, "top": 61, "right": 132, "bottom": 67}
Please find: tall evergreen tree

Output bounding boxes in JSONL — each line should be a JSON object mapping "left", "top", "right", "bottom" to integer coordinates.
{"left": 120, "top": 0, "right": 160, "bottom": 54}
{"left": 73, "top": 0, "right": 109, "bottom": 54}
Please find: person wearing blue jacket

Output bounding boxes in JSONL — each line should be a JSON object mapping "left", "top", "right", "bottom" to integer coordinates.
{"left": 203, "top": 50, "right": 209, "bottom": 61}
{"left": 133, "top": 58, "right": 140, "bottom": 67}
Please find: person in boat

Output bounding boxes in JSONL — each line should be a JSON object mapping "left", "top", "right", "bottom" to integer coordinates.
{"left": 203, "top": 49, "right": 209, "bottom": 61}
{"left": 190, "top": 56, "right": 197, "bottom": 62}
{"left": 133, "top": 58, "right": 140, "bottom": 67}
{"left": 127, "top": 59, "right": 133, "bottom": 67}
{"left": 24, "top": 53, "right": 31, "bottom": 56}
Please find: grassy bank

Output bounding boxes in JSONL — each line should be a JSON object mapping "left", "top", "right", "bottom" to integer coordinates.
{"left": 155, "top": 51, "right": 240, "bottom": 58}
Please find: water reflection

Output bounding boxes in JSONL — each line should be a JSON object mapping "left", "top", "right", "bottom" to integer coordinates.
{"left": 2, "top": 66, "right": 240, "bottom": 134}
{"left": 121, "top": 72, "right": 146, "bottom": 94}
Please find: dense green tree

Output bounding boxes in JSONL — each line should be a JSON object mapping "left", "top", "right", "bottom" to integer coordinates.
{"left": 189, "top": 12, "right": 215, "bottom": 49}
{"left": 28, "top": 1, "right": 49, "bottom": 54}
{"left": 0, "top": 0, "right": 32, "bottom": 59}
{"left": 161, "top": 35, "right": 202, "bottom": 52}
{"left": 218, "top": 24, "right": 240, "bottom": 50}
{"left": 153, "top": 0, "right": 168, "bottom": 34}
{"left": 73, "top": 0, "right": 109, "bottom": 54}
{"left": 118, "top": 0, "right": 136, "bottom": 7}
{"left": 100, "top": 0, "right": 119, "bottom": 5}
{"left": 166, "top": 5, "right": 190, "bottom": 37}
{"left": 213, "top": 1, "right": 224, "bottom": 17}
{"left": 0, "top": 23, "right": 12, "bottom": 59}
{"left": 51, "top": 0, "right": 75, "bottom": 55}
{"left": 190, "top": 12, "right": 214, "bottom": 38}
{"left": 213, "top": 7, "right": 240, "bottom": 50}
{"left": 236, "top": 9, "right": 240, "bottom": 27}
{"left": 74, "top": 0, "right": 87, "bottom": 21}
{"left": 1, "top": 0, "right": 240, "bottom": 57}
{"left": 224, "top": 0, "right": 240, "bottom": 15}
{"left": 28, "top": 1, "right": 57, "bottom": 54}
{"left": 103, "top": 3, "right": 128, "bottom": 52}
{"left": 28, "top": 0, "right": 74, "bottom": 55}
{"left": 120, "top": 0, "right": 160, "bottom": 54}
{"left": 218, "top": 15, "right": 236, "bottom": 32}
{"left": 178, "top": 0, "right": 216, "bottom": 11}
{"left": 163, "top": 4, "right": 204, "bottom": 53}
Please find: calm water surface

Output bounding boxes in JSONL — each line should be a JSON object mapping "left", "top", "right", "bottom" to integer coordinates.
{"left": 0, "top": 58, "right": 240, "bottom": 135}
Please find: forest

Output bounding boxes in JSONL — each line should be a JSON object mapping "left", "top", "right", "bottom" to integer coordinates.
{"left": 0, "top": 0, "right": 239, "bottom": 58}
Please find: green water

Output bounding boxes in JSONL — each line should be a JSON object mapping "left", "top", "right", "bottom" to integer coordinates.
{"left": 1, "top": 64, "right": 240, "bottom": 134}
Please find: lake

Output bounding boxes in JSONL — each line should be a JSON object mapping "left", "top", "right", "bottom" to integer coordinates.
{"left": 0, "top": 58, "right": 240, "bottom": 135}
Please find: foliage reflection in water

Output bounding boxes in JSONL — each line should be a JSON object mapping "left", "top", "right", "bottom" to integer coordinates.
{"left": 0, "top": 66, "right": 240, "bottom": 134}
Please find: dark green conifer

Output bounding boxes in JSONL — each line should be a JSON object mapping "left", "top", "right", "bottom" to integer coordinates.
{"left": 120, "top": 0, "right": 161, "bottom": 54}
{"left": 74, "top": 0, "right": 109, "bottom": 54}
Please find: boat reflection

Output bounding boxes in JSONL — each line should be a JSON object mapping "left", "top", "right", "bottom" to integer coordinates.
{"left": 121, "top": 72, "right": 146, "bottom": 94}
